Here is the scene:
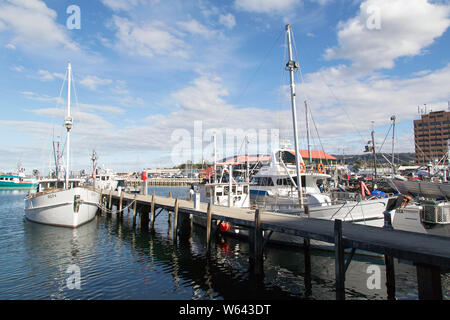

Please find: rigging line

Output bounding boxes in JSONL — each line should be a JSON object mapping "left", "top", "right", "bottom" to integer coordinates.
{"left": 309, "top": 109, "right": 330, "bottom": 167}
{"left": 291, "top": 29, "right": 330, "bottom": 164}
{"left": 42, "top": 69, "right": 67, "bottom": 176}
{"left": 223, "top": 29, "right": 284, "bottom": 121}
{"left": 376, "top": 123, "right": 392, "bottom": 153}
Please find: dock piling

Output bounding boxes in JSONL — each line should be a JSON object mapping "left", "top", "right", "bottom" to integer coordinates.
{"left": 132, "top": 194, "right": 137, "bottom": 227}
{"left": 253, "top": 209, "right": 264, "bottom": 276}
{"left": 150, "top": 192, "right": 156, "bottom": 230}
{"left": 303, "top": 205, "right": 312, "bottom": 297}
{"left": 416, "top": 263, "right": 442, "bottom": 300}
{"left": 173, "top": 199, "right": 179, "bottom": 243}
{"left": 334, "top": 219, "right": 345, "bottom": 300}
{"left": 206, "top": 203, "right": 212, "bottom": 255}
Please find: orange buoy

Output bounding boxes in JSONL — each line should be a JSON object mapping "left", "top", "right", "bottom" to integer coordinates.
{"left": 317, "top": 163, "right": 325, "bottom": 174}
{"left": 300, "top": 162, "right": 306, "bottom": 173}
{"left": 219, "top": 222, "right": 231, "bottom": 232}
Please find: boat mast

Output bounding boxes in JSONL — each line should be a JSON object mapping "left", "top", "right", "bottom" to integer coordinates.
{"left": 371, "top": 121, "right": 377, "bottom": 179}
{"left": 305, "top": 100, "right": 312, "bottom": 167}
{"left": 64, "top": 61, "right": 73, "bottom": 189}
{"left": 391, "top": 115, "right": 396, "bottom": 174}
{"left": 245, "top": 136, "right": 249, "bottom": 183}
{"left": 91, "top": 149, "right": 98, "bottom": 190}
{"left": 213, "top": 132, "right": 217, "bottom": 184}
{"left": 286, "top": 24, "right": 304, "bottom": 207}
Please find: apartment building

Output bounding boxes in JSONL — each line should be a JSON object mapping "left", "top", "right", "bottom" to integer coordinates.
{"left": 414, "top": 110, "right": 450, "bottom": 164}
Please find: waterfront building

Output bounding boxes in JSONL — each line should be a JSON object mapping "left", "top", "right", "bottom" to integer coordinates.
{"left": 414, "top": 109, "right": 450, "bottom": 165}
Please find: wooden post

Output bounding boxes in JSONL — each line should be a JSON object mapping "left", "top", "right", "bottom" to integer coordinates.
{"left": 206, "top": 203, "right": 212, "bottom": 254}
{"left": 304, "top": 205, "right": 312, "bottom": 297}
{"left": 150, "top": 192, "right": 156, "bottom": 230}
{"left": 416, "top": 263, "right": 442, "bottom": 300}
{"left": 108, "top": 190, "right": 112, "bottom": 211}
{"left": 385, "top": 254, "right": 396, "bottom": 300}
{"left": 132, "top": 194, "right": 137, "bottom": 227}
{"left": 334, "top": 219, "right": 345, "bottom": 300}
{"left": 383, "top": 205, "right": 396, "bottom": 300}
{"left": 178, "top": 212, "right": 192, "bottom": 241}
{"left": 118, "top": 191, "right": 123, "bottom": 219}
{"left": 173, "top": 199, "right": 179, "bottom": 243}
{"left": 253, "top": 209, "right": 264, "bottom": 276}
{"left": 140, "top": 206, "right": 149, "bottom": 231}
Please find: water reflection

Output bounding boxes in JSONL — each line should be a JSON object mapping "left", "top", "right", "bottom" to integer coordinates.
{"left": 1, "top": 187, "right": 447, "bottom": 300}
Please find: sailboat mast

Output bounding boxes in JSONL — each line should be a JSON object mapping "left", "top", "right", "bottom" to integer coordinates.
{"left": 391, "top": 115, "right": 396, "bottom": 174}
{"left": 286, "top": 24, "right": 304, "bottom": 207}
{"left": 305, "top": 100, "right": 312, "bottom": 166}
{"left": 371, "top": 122, "right": 377, "bottom": 179}
{"left": 213, "top": 132, "right": 217, "bottom": 184}
{"left": 64, "top": 61, "right": 73, "bottom": 189}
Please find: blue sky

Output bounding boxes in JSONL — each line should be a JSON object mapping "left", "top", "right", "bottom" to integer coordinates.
{"left": 0, "top": 0, "right": 449, "bottom": 174}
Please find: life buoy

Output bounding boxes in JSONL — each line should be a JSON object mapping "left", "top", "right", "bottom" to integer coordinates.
{"left": 300, "top": 162, "right": 306, "bottom": 173}
{"left": 220, "top": 222, "right": 231, "bottom": 232}
{"left": 317, "top": 163, "right": 325, "bottom": 174}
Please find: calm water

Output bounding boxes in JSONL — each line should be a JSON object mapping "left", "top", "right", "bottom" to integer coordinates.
{"left": 0, "top": 187, "right": 448, "bottom": 300}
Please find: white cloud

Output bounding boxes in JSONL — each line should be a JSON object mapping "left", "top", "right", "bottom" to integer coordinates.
{"left": 79, "top": 75, "right": 113, "bottom": 91}
{"left": 34, "top": 70, "right": 65, "bottom": 82}
{"left": 12, "top": 65, "right": 24, "bottom": 72}
{"left": 101, "top": 0, "right": 142, "bottom": 12}
{"left": 111, "top": 15, "right": 188, "bottom": 58}
{"left": 0, "top": 0, "right": 78, "bottom": 51}
{"left": 235, "top": 0, "right": 302, "bottom": 13}
{"left": 219, "top": 13, "right": 237, "bottom": 29}
{"left": 177, "top": 19, "right": 217, "bottom": 38}
{"left": 325, "top": 0, "right": 450, "bottom": 71}
{"left": 295, "top": 63, "right": 450, "bottom": 145}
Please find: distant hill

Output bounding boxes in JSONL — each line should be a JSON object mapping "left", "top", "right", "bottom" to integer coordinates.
{"left": 332, "top": 152, "right": 416, "bottom": 166}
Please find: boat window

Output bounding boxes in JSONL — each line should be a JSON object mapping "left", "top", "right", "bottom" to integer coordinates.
{"left": 292, "top": 176, "right": 306, "bottom": 187}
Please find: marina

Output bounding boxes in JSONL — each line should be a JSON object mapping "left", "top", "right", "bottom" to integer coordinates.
{"left": 0, "top": 187, "right": 448, "bottom": 301}
{"left": 103, "top": 189, "right": 450, "bottom": 300}
{"left": 0, "top": 0, "right": 449, "bottom": 307}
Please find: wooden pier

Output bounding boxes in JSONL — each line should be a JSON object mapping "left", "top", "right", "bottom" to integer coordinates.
{"left": 100, "top": 189, "right": 450, "bottom": 300}
{"left": 125, "top": 177, "right": 202, "bottom": 187}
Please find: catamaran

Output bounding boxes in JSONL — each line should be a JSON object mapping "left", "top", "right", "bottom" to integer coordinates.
{"left": 24, "top": 62, "right": 100, "bottom": 228}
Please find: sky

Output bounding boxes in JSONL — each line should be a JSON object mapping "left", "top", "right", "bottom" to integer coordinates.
{"left": 0, "top": 0, "right": 449, "bottom": 174}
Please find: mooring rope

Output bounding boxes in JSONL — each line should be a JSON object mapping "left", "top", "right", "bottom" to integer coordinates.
{"left": 97, "top": 197, "right": 137, "bottom": 214}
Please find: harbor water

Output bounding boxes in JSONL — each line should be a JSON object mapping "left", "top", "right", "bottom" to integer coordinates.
{"left": 0, "top": 187, "right": 448, "bottom": 300}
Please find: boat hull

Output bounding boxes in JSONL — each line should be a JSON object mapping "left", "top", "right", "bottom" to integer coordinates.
{"left": 24, "top": 187, "right": 100, "bottom": 228}
{"left": 193, "top": 198, "right": 390, "bottom": 252}
{"left": 388, "top": 178, "right": 450, "bottom": 199}
{"left": 0, "top": 181, "right": 36, "bottom": 189}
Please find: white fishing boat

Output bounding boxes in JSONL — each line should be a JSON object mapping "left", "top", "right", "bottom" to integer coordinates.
{"left": 24, "top": 62, "right": 100, "bottom": 228}
{"left": 250, "top": 148, "right": 391, "bottom": 226}
{"left": 92, "top": 168, "right": 120, "bottom": 191}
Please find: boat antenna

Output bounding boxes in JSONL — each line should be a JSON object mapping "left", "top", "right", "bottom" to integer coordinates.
{"left": 285, "top": 24, "right": 304, "bottom": 208}
{"left": 91, "top": 149, "right": 98, "bottom": 190}
{"left": 391, "top": 115, "right": 396, "bottom": 174}
{"left": 64, "top": 61, "right": 74, "bottom": 189}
